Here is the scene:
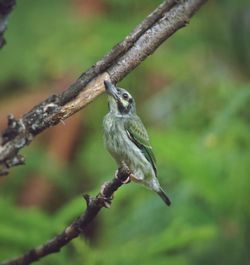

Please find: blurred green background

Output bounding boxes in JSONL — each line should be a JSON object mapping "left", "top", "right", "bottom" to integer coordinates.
{"left": 0, "top": 0, "right": 250, "bottom": 264}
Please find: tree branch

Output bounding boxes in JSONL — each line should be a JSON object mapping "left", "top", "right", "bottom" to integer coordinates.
{"left": 0, "top": 0, "right": 207, "bottom": 176}
{"left": 0, "top": 167, "right": 131, "bottom": 265}
{"left": 0, "top": 0, "right": 16, "bottom": 48}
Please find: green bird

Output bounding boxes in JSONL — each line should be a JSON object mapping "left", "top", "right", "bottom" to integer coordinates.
{"left": 103, "top": 80, "right": 171, "bottom": 206}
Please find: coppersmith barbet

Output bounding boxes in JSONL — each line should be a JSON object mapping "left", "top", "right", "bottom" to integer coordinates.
{"left": 103, "top": 80, "right": 171, "bottom": 206}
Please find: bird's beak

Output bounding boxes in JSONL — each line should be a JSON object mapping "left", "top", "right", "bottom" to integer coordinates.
{"left": 104, "top": 80, "right": 119, "bottom": 101}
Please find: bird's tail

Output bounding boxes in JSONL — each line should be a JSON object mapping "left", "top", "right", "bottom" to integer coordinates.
{"left": 157, "top": 187, "right": 171, "bottom": 206}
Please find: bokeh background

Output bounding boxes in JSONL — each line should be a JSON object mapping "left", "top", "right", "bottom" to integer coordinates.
{"left": 0, "top": 0, "right": 249, "bottom": 264}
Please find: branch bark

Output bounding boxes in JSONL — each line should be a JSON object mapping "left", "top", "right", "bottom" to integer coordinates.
{"left": 0, "top": 0, "right": 16, "bottom": 48}
{"left": 0, "top": 167, "right": 131, "bottom": 265}
{"left": 0, "top": 0, "right": 207, "bottom": 175}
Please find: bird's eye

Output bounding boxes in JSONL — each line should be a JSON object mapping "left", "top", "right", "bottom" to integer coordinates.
{"left": 123, "top": 93, "right": 129, "bottom": 100}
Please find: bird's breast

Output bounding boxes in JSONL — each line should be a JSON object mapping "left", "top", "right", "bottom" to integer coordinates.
{"left": 104, "top": 122, "right": 126, "bottom": 159}
{"left": 103, "top": 115, "right": 150, "bottom": 174}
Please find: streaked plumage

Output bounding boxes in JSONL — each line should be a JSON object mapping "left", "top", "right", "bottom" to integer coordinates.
{"left": 103, "top": 80, "right": 171, "bottom": 206}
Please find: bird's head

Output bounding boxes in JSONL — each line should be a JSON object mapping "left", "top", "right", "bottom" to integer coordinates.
{"left": 104, "top": 80, "right": 136, "bottom": 115}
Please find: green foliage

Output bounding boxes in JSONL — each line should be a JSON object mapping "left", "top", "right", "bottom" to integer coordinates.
{"left": 0, "top": 1, "right": 250, "bottom": 265}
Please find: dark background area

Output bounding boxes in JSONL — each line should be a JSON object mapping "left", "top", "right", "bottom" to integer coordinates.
{"left": 0, "top": 0, "right": 249, "bottom": 264}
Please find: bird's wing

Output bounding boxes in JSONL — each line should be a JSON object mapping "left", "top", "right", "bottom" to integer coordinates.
{"left": 124, "top": 116, "right": 157, "bottom": 175}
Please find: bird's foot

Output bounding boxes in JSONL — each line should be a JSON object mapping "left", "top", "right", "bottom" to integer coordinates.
{"left": 115, "top": 168, "right": 131, "bottom": 184}
{"left": 121, "top": 176, "right": 131, "bottom": 184}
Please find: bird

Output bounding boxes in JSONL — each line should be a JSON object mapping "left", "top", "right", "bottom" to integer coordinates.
{"left": 103, "top": 80, "right": 171, "bottom": 206}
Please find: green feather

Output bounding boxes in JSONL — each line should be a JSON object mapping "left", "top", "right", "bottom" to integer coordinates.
{"left": 125, "top": 116, "right": 157, "bottom": 175}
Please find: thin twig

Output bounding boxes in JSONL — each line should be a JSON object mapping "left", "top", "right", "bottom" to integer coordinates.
{"left": 0, "top": 0, "right": 207, "bottom": 175}
{"left": 0, "top": 167, "right": 131, "bottom": 265}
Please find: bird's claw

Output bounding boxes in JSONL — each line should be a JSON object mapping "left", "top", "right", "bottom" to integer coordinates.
{"left": 121, "top": 175, "right": 131, "bottom": 184}
{"left": 115, "top": 169, "right": 131, "bottom": 184}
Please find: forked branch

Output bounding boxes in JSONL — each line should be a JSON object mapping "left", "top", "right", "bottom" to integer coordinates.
{"left": 0, "top": 0, "right": 207, "bottom": 176}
